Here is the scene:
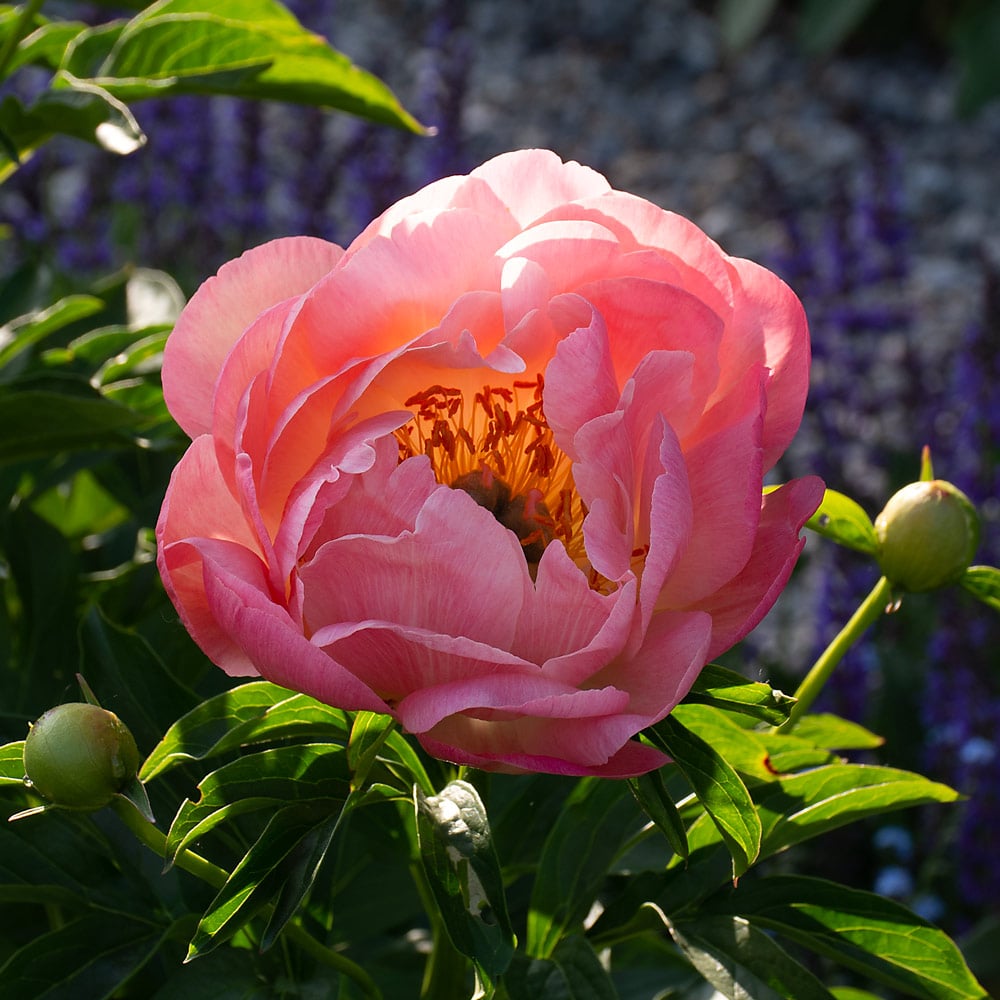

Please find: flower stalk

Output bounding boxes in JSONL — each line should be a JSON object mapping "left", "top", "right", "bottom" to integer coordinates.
{"left": 781, "top": 575, "right": 895, "bottom": 732}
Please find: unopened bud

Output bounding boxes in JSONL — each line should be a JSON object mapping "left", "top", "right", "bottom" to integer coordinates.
{"left": 23, "top": 703, "right": 139, "bottom": 811}
{"left": 874, "top": 480, "right": 980, "bottom": 592}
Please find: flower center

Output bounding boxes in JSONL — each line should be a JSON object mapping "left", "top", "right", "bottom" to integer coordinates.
{"left": 394, "top": 375, "right": 586, "bottom": 568}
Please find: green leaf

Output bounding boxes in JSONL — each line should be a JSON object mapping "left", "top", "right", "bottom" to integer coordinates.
{"left": 187, "top": 800, "right": 342, "bottom": 959}
{"left": 806, "top": 489, "right": 878, "bottom": 554}
{"left": 711, "top": 875, "right": 989, "bottom": 999}
{"left": 628, "top": 769, "right": 689, "bottom": 861}
{"left": 684, "top": 662, "right": 796, "bottom": 725}
{"left": 346, "top": 710, "right": 395, "bottom": 791}
{"left": 61, "top": 0, "right": 425, "bottom": 132}
{"left": 0, "top": 912, "right": 167, "bottom": 998}
{"left": 527, "top": 777, "right": 641, "bottom": 958}
{"left": 0, "top": 388, "right": 141, "bottom": 462}
{"left": 0, "top": 741, "right": 25, "bottom": 786}
{"left": 0, "top": 295, "right": 104, "bottom": 377}
{"left": 139, "top": 681, "right": 349, "bottom": 781}
{"left": 671, "top": 703, "right": 775, "bottom": 783}
{"left": 960, "top": 565, "right": 1000, "bottom": 613}
{"left": 501, "top": 935, "right": 618, "bottom": 1000}
{"left": 785, "top": 713, "right": 884, "bottom": 751}
{"left": 757, "top": 764, "right": 959, "bottom": 858}
{"left": 664, "top": 912, "right": 836, "bottom": 1000}
{"left": 646, "top": 714, "right": 761, "bottom": 876}
{"left": 164, "top": 743, "right": 350, "bottom": 864}
{"left": 380, "top": 728, "right": 436, "bottom": 796}
{"left": 951, "top": 1, "right": 1000, "bottom": 116}
{"left": 415, "top": 779, "right": 516, "bottom": 985}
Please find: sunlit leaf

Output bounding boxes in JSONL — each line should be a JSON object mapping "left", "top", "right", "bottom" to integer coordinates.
{"left": 0, "top": 742, "right": 25, "bottom": 786}
{"left": 646, "top": 715, "right": 761, "bottom": 876}
{"left": 785, "top": 713, "right": 884, "bottom": 751}
{"left": 684, "top": 662, "right": 795, "bottom": 725}
{"left": 671, "top": 703, "right": 775, "bottom": 783}
{"left": 806, "top": 489, "right": 878, "bottom": 554}
{"left": 628, "top": 769, "right": 689, "bottom": 861}
{"left": 0, "top": 295, "right": 104, "bottom": 377}
{"left": 140, "top": 681, "right": 349, "bottom": 781}
{"left": 60, "top": 0, "right": 425, "bottom": 132}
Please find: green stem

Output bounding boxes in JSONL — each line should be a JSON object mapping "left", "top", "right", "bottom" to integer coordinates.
{"left": 0, "top": 0, "right": 46, "bottom": 81}
{"left": 780, "top": 575, "right": 894, "bottom": 733}
{"left": 109, "top": 797, "right": 382, "bottom": 999}
{"left": 410, "top": 859, "right": 468, "bottom": 1000}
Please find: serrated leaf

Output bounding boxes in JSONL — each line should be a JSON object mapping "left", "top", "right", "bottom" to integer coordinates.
{"left": 415, "top": 780, "right": 515, "bottom": 986}
{"left": 187, "top": 801, "right": 341, "bottom": 959}
{"left": 165, "top": 743, "right": 349, "bottom": 864}
{"left": 664, "top": 912, "right": 836, "bottom": 1000}
{"left": 711, "top": 875, "right": 988, "bottom": 999}
{"left": 646, "top": 715, "right": 761, "bottom": 876}
{"left": 501, "top": 935, "right": 617, "bottom": 1000}
{"left": 961, "top": 565, "right": 1000, "bottom": 613}
{"left": 628, "top": 769, "right": 689, "bottom": 861}
{"left": 0, "top": 912, "right": 167, "bottom": 998}
{"left": 140, "top": 681, "right": 349, "bottom": 781}
{"left": 527, "top": 777, "right": 641, "bottom": 958}
{"left": 806, "top": 489, "right": 878, "bottom": 554}
{"left": 61, "top": 0, "right": 424, "bottom": 132}
{"left": 684, "top": 663, "right": 796, "bottom": 725}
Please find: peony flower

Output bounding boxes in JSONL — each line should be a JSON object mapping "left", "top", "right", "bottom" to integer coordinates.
{"left": 157, "top": 149, "right": 823, "bottom": 778}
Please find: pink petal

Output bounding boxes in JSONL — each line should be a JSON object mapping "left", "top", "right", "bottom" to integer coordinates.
{"left": 398, "top": 675, "right": 630, "bottom": 733}
{"left": 686, "top": 475, "right": 825, "bottom": 658}
{"left": 470, "top": 149, "right": 612, "bottom": 226}
{"left": 299, "top": 486, "right": 530, "bottom": 652}
{"left": 163, "top": 237, "right": 343, "bottom": 439}
{"left": 657, "top": 365, "right": 768, "bottom": 607}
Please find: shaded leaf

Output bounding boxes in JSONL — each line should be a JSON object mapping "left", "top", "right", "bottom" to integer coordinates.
{"left": 501, "top": 935, "right": 617, "bottom": 1000}
{"left": 187, "top": 801, "right": 342, "bottom": 959}
{"left": 415, "top": 779, "right": 515, "bottom": 986}
{"left": 664, "top": 912, "right": 836, "bottom": 1000}
{"left": 527, "top": 777, "right": 641, "bottom": 958}
{"left": 0, "top": 912, "right": 167, "bottom": 999}
{"left": 797, "top": 0, "right": 879, "bottom": 54}
{"left": 716, "top": 0, "right": 778, "bottom": 50}
{"left": 646, "top": 715, "right": 761, "bottom": 876}
{"left": 164, "top": 743, "right": 350, "bottom": 864}
{"left": 628, "top": 769, "right": 688, "bottom": 861}
{"left": 347, "top": 710, "right": 395, "bottom": 791}
{"left": 684, "top": 662, "right": 795, "bottom": 725}
{"left": 0, "top": 295, "right": 104, "bottom": 377}
{"left": 806, "top": 489, "right": 878, "bottom": 555}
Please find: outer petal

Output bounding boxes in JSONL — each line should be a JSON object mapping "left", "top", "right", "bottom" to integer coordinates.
{"left": 685, "top": 475, "right": 825, "bottom": 658}
{"left": 163, "top": 237, "right": 343, "bottom": 439}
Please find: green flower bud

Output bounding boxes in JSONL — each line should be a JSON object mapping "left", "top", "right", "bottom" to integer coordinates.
{"left": 23, "top": 703, "right": 139, "bottom": 811}
{"left": 874, "top": 480, "right": 980, "bottom": 593}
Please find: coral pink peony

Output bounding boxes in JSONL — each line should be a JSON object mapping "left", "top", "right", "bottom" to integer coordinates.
{"left": 157, "top": 149, "right": 823, "bottom": 777}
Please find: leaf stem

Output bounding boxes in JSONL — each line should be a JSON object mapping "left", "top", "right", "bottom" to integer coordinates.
{"left": 780, "top": 575, "right": 894, "bottom": 733}
{"left": 109, "top": 797, "right": 383, "bottom": 999}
